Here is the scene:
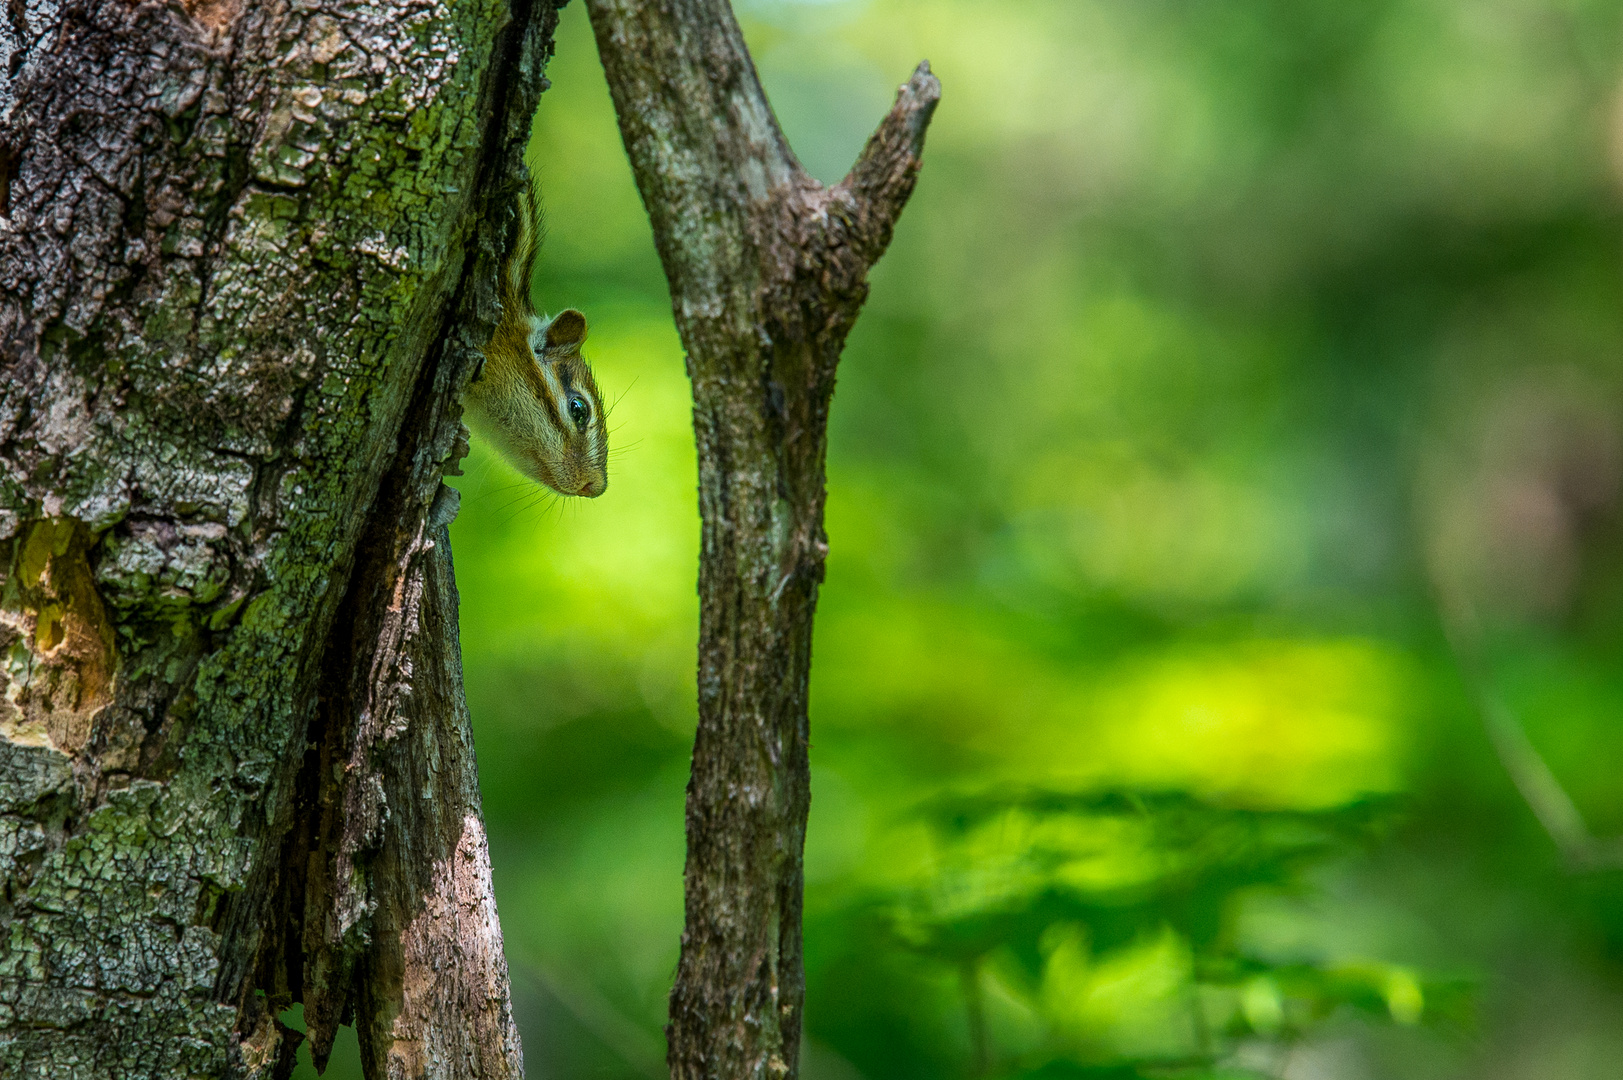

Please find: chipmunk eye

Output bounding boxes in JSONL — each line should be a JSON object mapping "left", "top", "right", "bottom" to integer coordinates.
{"left": 567, "top": 395, "right": 590, "bottom": 431}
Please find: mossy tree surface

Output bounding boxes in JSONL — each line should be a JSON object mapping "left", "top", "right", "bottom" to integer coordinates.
{"left": 0, "top": 0, "right": 560, "bottom": 1075}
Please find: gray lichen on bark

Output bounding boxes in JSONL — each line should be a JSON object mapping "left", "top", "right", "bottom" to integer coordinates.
{"left": 0, "top": 0, "right": 560, "bottom": 1074}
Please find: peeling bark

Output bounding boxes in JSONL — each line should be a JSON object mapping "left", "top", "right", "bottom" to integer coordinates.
{"left": 582, "top": 3, "right": 939, "bottom": 1078}
{"left": 0, "top": 0, "right": 559, "bottom": 1074}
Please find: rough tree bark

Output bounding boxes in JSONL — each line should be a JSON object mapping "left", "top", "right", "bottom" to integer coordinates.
{"left": 582, "top": 5, "right": 939, "bottom": 1078}
{"left": 0, "top": 0, "right": 559, "bottom": 1076}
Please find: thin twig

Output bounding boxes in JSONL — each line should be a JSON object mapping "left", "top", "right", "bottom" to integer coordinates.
{"left": 1439, "top": 595, "right": 1623, "bottom": 871}
{"left": 515, "top": 961, "right": 668, "bottom": 1080}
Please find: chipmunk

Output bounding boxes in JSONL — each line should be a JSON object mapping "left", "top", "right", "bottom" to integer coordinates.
{"left": 463, "top": 180, "right": 608, "bottom": 498}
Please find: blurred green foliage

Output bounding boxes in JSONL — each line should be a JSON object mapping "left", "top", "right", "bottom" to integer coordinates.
{"left": 302, "top": 0, "right": 1623, "bottom": 1076}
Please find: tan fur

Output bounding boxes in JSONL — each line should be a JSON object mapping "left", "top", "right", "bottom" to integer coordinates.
{"left": 465, "top": 179, "right": 608, "bottom": 498}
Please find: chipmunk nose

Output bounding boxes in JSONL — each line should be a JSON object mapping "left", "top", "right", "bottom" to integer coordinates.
{"left": 579, "top": 480, "right": 602, "bottom": 497}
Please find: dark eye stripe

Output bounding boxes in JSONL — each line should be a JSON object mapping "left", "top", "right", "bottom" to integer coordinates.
{"left": 528, "top": 366, "right": 564, "bottom": 432}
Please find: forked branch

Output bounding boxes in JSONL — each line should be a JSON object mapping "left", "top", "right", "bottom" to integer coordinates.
{"left": 583, "top": 1, "right": 939, "bottom": 1077}
{"left": 834, "top": 61, "right": 941, "bottom": 261}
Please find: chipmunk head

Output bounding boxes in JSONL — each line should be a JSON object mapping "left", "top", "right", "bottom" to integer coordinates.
{"left": 470, "top": 307, "right": 608, "bottom": 498}
{"left": 464, "top": 181, "right": 609, "bottom": 498}
{"left": 525, "top": 309, "right": 607, "bottom": 497}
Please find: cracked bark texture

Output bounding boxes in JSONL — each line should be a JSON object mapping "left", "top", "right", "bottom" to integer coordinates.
{"left": 582, "top": 4, "right": 939, "bottom": 1078}
{"left": 0, "top": 0, "right": 560, "bottom": 1075}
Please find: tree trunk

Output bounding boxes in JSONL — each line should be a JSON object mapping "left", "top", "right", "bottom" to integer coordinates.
{"left": 0, "top": 0, "right": 558, "bottom": 1075}
{"left": 581, "top": 4, "right": 939, "bottom": 1078}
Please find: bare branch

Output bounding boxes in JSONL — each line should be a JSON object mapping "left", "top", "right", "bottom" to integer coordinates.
{"left": 584, "top": 3, "right": 939, "bottom": 1078}
{"left": 836, "top": 61, "right": 942, "bottom": 258}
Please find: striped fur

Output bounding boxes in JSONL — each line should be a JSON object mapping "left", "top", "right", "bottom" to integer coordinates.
{"left": 465, "top": 178, "right": 608, "bottom": 498}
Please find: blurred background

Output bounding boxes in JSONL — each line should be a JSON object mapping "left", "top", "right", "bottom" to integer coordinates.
{"left": 305, "top": 0, "right": 1623, "bottom": 1076}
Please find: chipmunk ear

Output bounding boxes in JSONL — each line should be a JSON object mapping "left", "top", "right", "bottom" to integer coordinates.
{"left": 543, "top": 309, "right": 588, "bottom": 352}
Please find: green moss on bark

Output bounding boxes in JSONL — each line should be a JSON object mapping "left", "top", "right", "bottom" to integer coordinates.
{"left": 0, "top": 0, "right": 560, "bottom": 1073}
